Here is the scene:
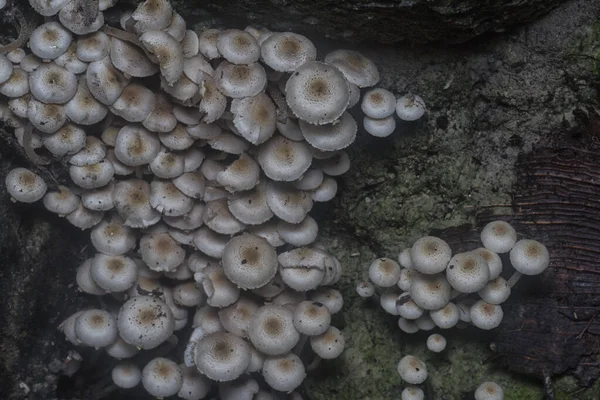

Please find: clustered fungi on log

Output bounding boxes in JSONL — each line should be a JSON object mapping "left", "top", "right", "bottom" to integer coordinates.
{"left": 357, "top": 220, "right": 550, "bottom": 399}
{"left": 0, "top": 0, "right": 426, "bottom": 398}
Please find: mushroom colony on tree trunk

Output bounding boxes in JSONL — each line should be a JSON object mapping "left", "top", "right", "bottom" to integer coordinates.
{"left": 0, "top": 0, "right": 428, "bottom": 398}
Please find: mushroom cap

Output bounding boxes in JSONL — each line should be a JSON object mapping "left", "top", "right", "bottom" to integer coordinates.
{"left": 27, "top": 100, "right": 67, "bottom": 134}
{"left": 471, "top": 247, "right": 503, "bottom": 280}
{"left": 110, "top": 37, "right": 158, "bottom": 78}
{"left": 226, "top": 182, "right": 272, "bottom": 226}
{"left": 480, "top": 220, "right": 517, "bottom": 253}
{"left": 197, "top": 265, "right": 241, "bottom": 308}
{"left": 215, "top": 61, "right": 267, "bottom": 98}
{"left": 356, "top": 281, "right": 375, "bottom": 298}
{"left": 65, "top": 82, "right": 108, "bottom": 126}
{"left": 117, "top": 295, "right": 175, "bottom": 349}
{"left": 218, "top": 296, "right": 260, "bottom": 337}
{"left": 0, "top": 54, "right": 11, "bottom": 84}
{"left": 470, "top": 300, "right": 504, "bottom": 330}
{"left": 474, "top": 381, "right": 504, "bottom": 400}
{"left": 410, "top": 236, "right": 452, "bottom": 274}
{"left": 76, "top": 31, "right": 110, "bottom": 62}
{"left": 309, "top": 287, "right": 343, "bottom": 314}
{"left": 248, "top": 304, "right": 300, "bottom": 355}
{"left": 363, "top": 115, "right": 396, "bottom": 138}
{"left": 299, "top": 111, "right": 357, "bottom": 151}
{"left": 194, "top": 332, "right": 251, "bottom": 382}
{"left": 285, "top": 61, "right": 350, "bottom": 125}
{"left": 69, "top": 160, "right": 115, "bottom": 190}
{"left": 139, "top": 232, "right": 185, "bottom": 272}
{"left": 75, "top": 309, "right": 118, "bottom": 348}
{"left": 397, "top": 355, "right": 427, "bottom": 385}
{"left": 397, "top": 268, "right": 414, "bottom": 292}
{"left": 29, "top": 62, "right": 78, "bottom": 104}
{"left": 29, "top": 21, "right": 72, "bottom": 60}
{"left": 324, "top": 49, "right": 379, "bottom": 88}
{"left": 110, "top": 83, "right": 156, "bottom": 122}
{"left": 76, "top": 258, "right": 106, "bottom": 295}
{"left": 178, "top": 365, "right": 212, "bottom": 400}
{"left": 65, "top": 203, "right": 105, "bottom": 229}
{"left": 396, "top": 94, "right": 426, "bottom": 121}
{"left": 429, "top": 302, "right": 459, "bottom": 329}
{"left": 131, "top": 0, "right": 173, "bottom": 33}
{"left": 139, "top": 30, "right": 184, "bottom": 86}
{"left": 426, "top": 333, "right": 447, "bottom": 353}
{"left": 409, "top": 273, "right": 452, "bottom": 311}
{"left": 262, "top": 353, "right": 306, "bottom": 393}
{"left": 0, "top": 67, "right": 29, "bottom": 98}
{"left": 402, "top": 387, "right": 425, "bottom": 400}
{"left": 310, "top": 326, "right": 345, "bottom": 359}
{"left": 293, "top": 300, "right": 331, "bottom": 336}
{"left": 90, "top": 253, "right": 138, "bottom": 293}
{"left": 368, "top": 257, "right": 402, "bottom": 287}
{"left": 42, "top": 185, "right": 80, "bottom": 215}
{"left": 265, "top": 182, "right": 313, "bottom": 224}
{"left": 193, "top": 226, "right": 229, "bottom": 258}
{"left": 258, "top": 135, "right": 312, "bottom": 181}
{"left": 509, "top": 239, "right": 550, "bottom": 276}
{"left": 277, "top": 215, "right": 318, "bottom": 247}
{"left": 111, "top": 362, "right": 141, "bottom": 389}
{"left": 361, "top": 88, "right": 396, "bottom": 119}
{"left": 86, "top": 57, "right": 130, "bottom": 106}
{"left": 5, "top": 167, "right": 47, "bottom": 203}
{"left": 396, "top": 296, "right": 424, "bottom": 320}
{"left": 260, "top": 32, "right": 316, "bottom": 72}
{"left": 446, "top": 252, "right": 490, "bottom": 293}
{"left": 478, "top": 277, "right": 511, "bottom": 305}
{"left": 112, "top": 179, "right": 161, "bottom": 228}
{"left": 58, "top": 0, "right": 104, "bottom": 35}
{"left": 231, "top": 92, "right": 277, "bottom": 145}
{"left": 221, "top": 233, "right": 278, "bottom": 289}
{"left": 141, "top": 357, "right": 183, "bottom": 398}
{"left": 217, "top": 29, "right": 261, "bottom": 64}
{"left": 114, "top": 124, "right": 161, "bottom": 167}
{"left": 203, "top": 198, "right": 246, "bottom": 234}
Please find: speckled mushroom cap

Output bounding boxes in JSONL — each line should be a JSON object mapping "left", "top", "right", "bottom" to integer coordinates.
{"left": 277, "top": 215, "right": 318, "bottom": 247}
{"left": 112, "top": 179, "right": 161, "bottom": 228}
{"left": 258, "top": 135, "right": 313, "bottom": 182}
{"left": 139, "top": 30, "right": 184, "bottom": 86}
{"left": 90, "top": 253, "right": 138, "bottom": 293}
{"left": 410, "top": 236, "right": 452, "bottom": 274}
{"left": 248, "top": 304, "right": 300, "bottom": 355}
{"left": 480, "top": 220, "right": 517, "bottom": 254}
{"left": 74, "top": 309, "right": 118, "bottom": 348}
{"left": 215, "top": 61, "right": 266, "bottom": 98}
{"left": 265, "top": 182, "right": 313, "bottom": 224}
{"left": 397, "top": 355, "right": 427, "bottom": 385}
{"left": 217, "top": 29, "right": 261, "bottom": 64}
{"left": 231, "top": 92, "right": 277, "bottom": 145}
{"left": 285, "top": 61, "right": 349, "bottom": 125}
{"left": 361, "top": 88, "right": 396, "bottom": 119}
{"left": 293, "top": 300, "right": 331, "bottom": 336}
{"left": 445, "top": 252, "right": 490, "bottom": 293}
{"left": 396, "top": 94, "right": 426, "bottom": 121}
{"left": 402, "top": 386, "right": 425, "bottom": 400}
{"left": 368, "top": 257, "right": 402, "bottom": 287}
{"left": 0, "top": 54, "right": 13, "bottom": 84}
{"left": 478, "top": 277, "right": 511, "bottom": 305}
{"left": 409, "top": 273, "right": 452, "bottom": 310}
{"left": 429, "top": 302, "right": 459, "bottom": 329}
{"left": 139, "top": 232, "right": 185, "bottom": 272}
{"left": 117, "top": 295, "right": 175, "bottom": 349}
{"left": 141, "top": 357, "right": 183, "bottom": 398}
{"left": 509, "top": 239, "right": 550, "bottom": 276}
{"left": 218, "top": 296, "right": 260, "bottom": 337}
{"left": 471, "top": 247, "right": 503, "bottom": 280}
{"left": 221, "top": 233, "right": 278, "bottom": 290}
{"left": 299, "top": 111, "right": 357, "bottom": 151}
{"left": 324, "top": 49, "right": 379, "bottom": 88}
{"left": 227, "top": 181, "right": 273, "bottom": 225}
{"left": 29, "top": 62, "right": 78, "bottom": 104}
{"left": 5, "top": 167, "right": 47, "bottom": 203}
{"left": 470, "top": 300, "right": 504, "bottom": 330}
{"left": 426, "top": 334, "right": 447, "bottom": 353}
{"left": 474, "top": 381, "right": 504, "bottom": 400}
{"left": 110, "top": 37, "right": 159, "bottom": 78}
{"left": 194, "top": 332, "right": 251, "bottom": 381}
{"left": 262, "top": 353, "right": 306, "bottom": 393}
{"left": 111, "top": 362, "right": 141, "bottom": 389}
{"left": 260, "top": 32, "right": 316, "bottom": 72}
{"left": 310, "top": 325, "right": 345, "bottom": 359}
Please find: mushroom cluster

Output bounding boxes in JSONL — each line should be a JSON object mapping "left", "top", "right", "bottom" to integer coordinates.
{"left": 0, "top": 0, "right": 430, "bottom": 397}
{"left": 357, "top": 220, "right": 549, "bottom": 398}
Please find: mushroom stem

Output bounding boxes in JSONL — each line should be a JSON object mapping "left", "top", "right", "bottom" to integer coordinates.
{"left": 292, "top": 334, "right": 308, "bottom": 356}
{"left": 267, "top": 82, "right": 289, "bottom": 123}
{"left": 507, "top": 271, "right": 522, "bottom": 288}
{"left": 23, "top": 123, "right": 51, "bottom": 165}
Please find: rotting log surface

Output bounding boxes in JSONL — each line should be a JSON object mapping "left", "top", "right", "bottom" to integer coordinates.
{"left": 440, "top": 147, "right": 600, "bottom": 386}
{"left": 191, "top": 0, "right": 569, "bottom": 44}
